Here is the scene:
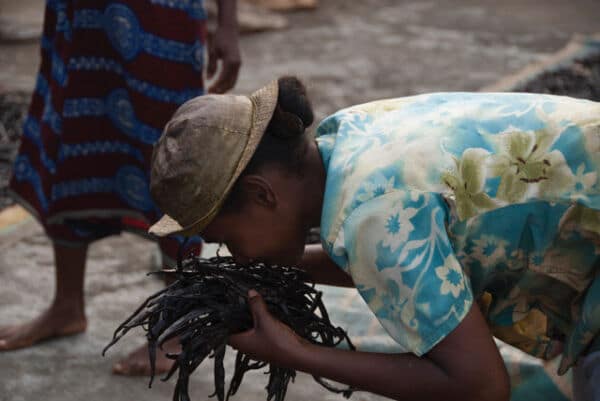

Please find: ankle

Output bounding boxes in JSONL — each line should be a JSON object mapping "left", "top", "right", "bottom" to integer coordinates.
{"left": 49, "top": 300, "right": 86, "bottom": 319}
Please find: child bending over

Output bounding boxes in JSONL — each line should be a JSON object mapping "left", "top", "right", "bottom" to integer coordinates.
{"left": 148, "top": 77, "right": 600, "bottom": 401}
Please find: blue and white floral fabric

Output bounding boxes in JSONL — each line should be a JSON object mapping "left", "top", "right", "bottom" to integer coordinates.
{"left": 316, "top": 92, "right": 600, "bottom": 373}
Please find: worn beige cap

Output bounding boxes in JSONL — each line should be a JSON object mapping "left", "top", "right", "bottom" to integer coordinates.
{"left": 149, "top": 80, "right": 279, "bottom": 237}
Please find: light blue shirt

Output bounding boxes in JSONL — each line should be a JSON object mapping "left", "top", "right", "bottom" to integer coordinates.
{"left": 316, "top": 92, "right": 600, "bottom": 374}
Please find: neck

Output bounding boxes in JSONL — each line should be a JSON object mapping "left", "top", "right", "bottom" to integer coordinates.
{"left": 302, "top": 139, "right": 327, "bottom": 228}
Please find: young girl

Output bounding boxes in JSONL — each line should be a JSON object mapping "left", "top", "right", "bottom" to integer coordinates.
{"left": 149, "top": 77, "right": 600, "bottom": 400}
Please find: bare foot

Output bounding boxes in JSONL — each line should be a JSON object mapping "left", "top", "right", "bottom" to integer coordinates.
{"left": 112, "top": 338, "right": 180, "bottom": 376}
{"left": 0, "top": 305, "right": 87, "bottom": 351}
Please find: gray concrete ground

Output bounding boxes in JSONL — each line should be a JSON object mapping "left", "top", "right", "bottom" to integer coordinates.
{"left": 1, "top": 1, "right": 599, "bottom": 401}
{"left": 1, "top": 223, "right": 367, "bottom": 401}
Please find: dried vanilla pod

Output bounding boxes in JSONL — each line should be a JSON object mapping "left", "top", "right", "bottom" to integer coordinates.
{"left": 103, "top": 256, "right": 355, "bottom": 401}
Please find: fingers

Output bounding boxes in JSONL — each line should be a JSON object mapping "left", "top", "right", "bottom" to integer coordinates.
{"left": 247, "top": 289, "right": 269, "bottom": 326}
{"left": 208, "top": 57, "right": 241, "bottom": 94}
{"left": 227, "top": 290, "right": 265, "bottom": 350}
{"left": 206, "top": 32, "right": 217, "bottom": 79}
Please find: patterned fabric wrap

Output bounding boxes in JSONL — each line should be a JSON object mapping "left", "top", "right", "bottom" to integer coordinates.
{"left": 10, "top": 0, "right": 207, "bottom": 261}
{"left": 315, "top": 92, "right": 600, "bottom": 374}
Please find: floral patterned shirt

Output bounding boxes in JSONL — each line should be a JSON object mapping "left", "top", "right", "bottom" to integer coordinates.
{"left": 315, "top": 92, "right": 600, "bottom": 373}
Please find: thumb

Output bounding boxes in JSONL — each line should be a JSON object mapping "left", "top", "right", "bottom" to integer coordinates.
{"left": 247, "top": 289, "right": 269, "bottom": 327}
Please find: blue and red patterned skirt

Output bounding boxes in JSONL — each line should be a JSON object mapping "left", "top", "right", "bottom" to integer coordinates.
{"left": 10, "top": 0, "right": 207, "bottom": 263}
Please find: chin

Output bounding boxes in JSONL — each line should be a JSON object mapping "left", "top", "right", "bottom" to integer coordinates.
{"left": 289, "top": 243, "right": 306, "bottom": 265}
{"left": 274, "top": 243, "right": 305, "bottom": 267}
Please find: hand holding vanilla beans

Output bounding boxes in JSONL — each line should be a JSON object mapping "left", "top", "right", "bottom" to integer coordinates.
{"left": 103, "top": 256, "right": 354, "bottom": 401}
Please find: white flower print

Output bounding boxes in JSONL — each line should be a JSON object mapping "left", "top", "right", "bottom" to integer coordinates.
{"left": 336, "top": 112, "right": 373, "bottom": 139}
{"left": 435, "top": 255, "right": 465, "bottom": 298}
{"left": 353, "top": 98, "right": 412, "bottom": 116}
{"left": 356, "top": 176, "right": 396, "bottom": 203}
{"left": 471, "top": 235, "right": 508, "bottom": 268}
{"left": 490, "top": 128, "right": 576, "bottom": 202}
{"left": 381, "top": 204, "right": 418, "bottom": 251}
{"left": 573, "top": 163, "right": 597, "bottom": 192}
{"left": 507, "top": 248, "right": 527, "bottom": 271}
{"left": 441, "top": 148, "right": 497, "bottom": 220}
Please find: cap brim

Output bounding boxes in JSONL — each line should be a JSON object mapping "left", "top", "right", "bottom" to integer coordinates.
{"left": 149, "top": 214, "right": 185, "bottom": 237}
{"left": 149, "top": 207, "right": 219, "bottom": 238}
{"left": 149, "top": 80, "right": 279, "bottom": 238}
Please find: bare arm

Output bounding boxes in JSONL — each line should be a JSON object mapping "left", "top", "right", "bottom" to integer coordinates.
{"left": 293, "top": 305, "right": 509, "bottom": 401}
{"left": 298, "top": 244, "right": 354, "bottom": 287}
{"left": 230, "top": 295, "right": 510, "bottom": 401}
{"left": 208, "top": 0, "right": 240, "bottom": 93}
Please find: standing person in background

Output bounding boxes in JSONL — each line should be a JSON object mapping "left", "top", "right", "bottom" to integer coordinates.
{"left": 0, "top": 0, "right": 240, "bottom": 376}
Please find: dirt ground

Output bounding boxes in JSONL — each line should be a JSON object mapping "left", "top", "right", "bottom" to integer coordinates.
{"left": 1, "top": 1, "right": 600, "bottom": 401}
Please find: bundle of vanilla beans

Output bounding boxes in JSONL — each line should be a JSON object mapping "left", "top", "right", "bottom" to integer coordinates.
{"left": 103, "top": 256, "right": 354, "bottom": 401}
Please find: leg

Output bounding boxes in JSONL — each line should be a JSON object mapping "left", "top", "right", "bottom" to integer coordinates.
{"left": 0, "top": 242, "right": 88, "bottom": 350}
{"left": 573, "top": 351, "right": 600, "bottom": 401}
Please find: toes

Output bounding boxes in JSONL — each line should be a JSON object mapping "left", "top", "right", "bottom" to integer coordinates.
{"left": 113, "top": 353, "right": 172, "bottom": 376}
{"left": 112, "top": 358, "right": 146, "bottom": 376}
{"left": 0, "top": 321, "right": 49, "bottom": 351}
{"left": 112, "top": 362, "right": 149, "bottom": 376}
{"left": 134, "top": 361, "right": 151, "bottom": 376}
{"left": 112, "top": 361, "right": 128, "bottom": 375}
{"left": 0, "top": 333, "right": 29, "bottom": 351}
{"left": 0, "top": 331, "right": 22, "bottom": 351}
{"left": 0, "top": 315, "right": 87, "bottom": 352}
{"left": 0, "top": 325, "right": 18, "bottom": 339}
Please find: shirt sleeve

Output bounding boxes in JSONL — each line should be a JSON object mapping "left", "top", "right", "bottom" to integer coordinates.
{"left": 334, "top": 189, "right": 473, "bottom": 356}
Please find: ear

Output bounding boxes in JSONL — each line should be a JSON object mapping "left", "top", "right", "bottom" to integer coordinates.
{"left": 238, "top": 175, "right": 277, "bottom": 209}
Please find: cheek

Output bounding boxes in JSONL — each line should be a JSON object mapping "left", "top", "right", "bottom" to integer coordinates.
{"left": 236, "top": 222, "right": 305, "bottom": 265}
{"left": 229, "top": 206, "right": 307, "bottom": 264}
{"left": 268, "top": 220, "right": 307, "bottom": 264}
{"left": 226, "top": 225, "right": 274, "bottom": 259}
